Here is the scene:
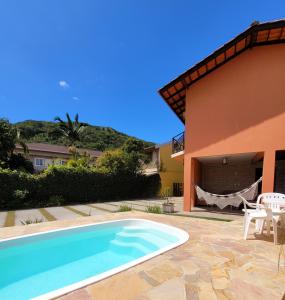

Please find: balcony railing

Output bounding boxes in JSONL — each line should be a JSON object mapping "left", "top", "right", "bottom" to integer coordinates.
{"left": 172, "top": 131, "right": 185, "bottom": 154}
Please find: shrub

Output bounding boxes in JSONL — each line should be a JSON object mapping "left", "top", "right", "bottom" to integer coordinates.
{"left": 46, "top": 195, "right": 65, "bottom": 207}
{"left": 145, "top": 205, "right": 162, "bottom": 214}
{"left": 10, "top": 189, "right": 30, "bottom": 209}
{"left": 118, "top": 205, "right": 132, "bottom": 212}
{"left": 9, "top": 153, "right": 34, "bottom": 173}
{"left": 13, "top": 189, "right": 29, "bottom": 200}
{"left": 0, "top": 168, "right": 35, "bottom": 210}
{"left": 0, "top": 167, "right": 161, "bottom": 210}
{"left": 20, "top": 217, "right": 44, "bottom": 225}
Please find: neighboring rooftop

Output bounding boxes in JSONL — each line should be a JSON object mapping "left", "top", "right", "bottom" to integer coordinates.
{"left": 16, "top": 143, "right": 102, "bottom": 157}
{"left": 159, "top": 19, "right": 285, "bottom": 123}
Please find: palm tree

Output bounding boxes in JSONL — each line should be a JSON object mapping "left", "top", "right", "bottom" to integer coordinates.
{"left": 54, "top": 113, "right": 87, "bottom": 154}
{"left": 15, "top": 129, "right": 29, "bottom": 155}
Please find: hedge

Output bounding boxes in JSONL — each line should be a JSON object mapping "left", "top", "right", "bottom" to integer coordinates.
{"left": 0, "top": 167, "right": 161, "bottom": 210}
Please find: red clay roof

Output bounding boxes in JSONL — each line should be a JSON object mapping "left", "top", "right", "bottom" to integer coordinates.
{"left": 159, "top": 19, "right": 285, "bottom": 123}
{"left": 16, "top": 143, "right": 102, "bottom": 157}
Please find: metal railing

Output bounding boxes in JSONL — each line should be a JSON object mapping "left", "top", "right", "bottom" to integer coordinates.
{"left": 172, "top": 131, "right": 185, "bottom": 154}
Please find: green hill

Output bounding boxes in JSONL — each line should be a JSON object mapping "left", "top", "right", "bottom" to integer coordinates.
{"left": 14, "top": 120, "right": 153, "bottom": 151}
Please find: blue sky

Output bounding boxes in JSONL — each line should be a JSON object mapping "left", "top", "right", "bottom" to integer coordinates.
{"left": 0, "top": 1, "right": 284, "bottom": 143}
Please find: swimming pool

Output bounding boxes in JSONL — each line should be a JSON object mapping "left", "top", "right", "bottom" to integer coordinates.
{"left": 0, "top": 218, "right": 189, "bottom": 300}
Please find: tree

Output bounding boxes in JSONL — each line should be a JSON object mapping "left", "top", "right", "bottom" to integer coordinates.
{"left": 66, "top": 152, "right": 95, "bottom": 168}
{"left": 0, "top": 119, "right": 33, "bottom": 172}
{"left": 0, "top": 119, "right": 29, "bottom": 157}
{"left": 122, "top": 137, "right": 149, "bottom": 165}
{"left": 9, "top": 153, "right": 34, "bottom": 173}
{"left": 15, "top": 129, "right": 29, "bottom": 155}
{"left": 122, "top": 138, "right": 145, "bottom": 154}
{"left": 95, "top": 149, "right": 128, "bottom": 174}
{"left": 54, "top": 113, "right": 88, "bottom": 151}
{"left": 95, "top": 139, "right": 148, "bottom": 175}
{"left": 0, "top": 119, "right": 15, "bottom": 162}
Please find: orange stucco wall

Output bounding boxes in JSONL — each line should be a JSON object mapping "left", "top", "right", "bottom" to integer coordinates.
{"left": 184, "top": 44, "right": 285, "bottom": 211}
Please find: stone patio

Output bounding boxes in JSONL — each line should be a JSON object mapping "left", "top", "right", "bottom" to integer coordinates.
{"left": 0, "top": 197, "right": 241, "bottom": 228}
{"left": 0, "top": 212, "right": 284, "bottom": 300}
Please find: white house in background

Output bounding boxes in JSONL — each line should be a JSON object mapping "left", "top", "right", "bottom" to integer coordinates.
{"left": 15, "top": 143, "right": 102, "bottom": 172}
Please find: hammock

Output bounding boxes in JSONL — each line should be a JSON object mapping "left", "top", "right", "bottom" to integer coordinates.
{"left": 195, "top": 177, "right": 262, "bottom": 209}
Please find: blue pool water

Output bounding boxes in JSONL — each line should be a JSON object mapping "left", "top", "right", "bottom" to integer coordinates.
{"left": 0, "top": 219, "right": 182, "bottom": 300}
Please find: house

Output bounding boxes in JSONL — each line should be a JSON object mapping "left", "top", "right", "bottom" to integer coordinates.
{"left": 15, "top": 143, "right": 102, "bottom": 172}
{"left": 143, "top": 142, "right": 183, "bottom": 196}
{"left": 159, "top": 20, "right": 285, "bottom": 211}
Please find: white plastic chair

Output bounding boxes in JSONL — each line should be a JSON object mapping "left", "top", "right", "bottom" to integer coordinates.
{"left": 257, "top": 193, "right": 285, "bottom": 208}
{"left": 245, "top": 193, "right": 285, "bottom": 244}
{"left": 240, "top": 196, "right": 267, "bottom": 240}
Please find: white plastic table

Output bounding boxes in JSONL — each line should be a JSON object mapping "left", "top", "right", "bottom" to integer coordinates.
{"left": 261, "top": 198, "right": 285, "bottom": 229}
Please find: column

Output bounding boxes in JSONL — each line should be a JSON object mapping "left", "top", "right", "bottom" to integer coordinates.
{"left": 184, "top": 156, "right": 201, "bottom": 211}
{"left": 183, "top": 154, "right": 192, "bottom": 211}
{"left": 262, "top": 150, "right": 276, "bottom": 193}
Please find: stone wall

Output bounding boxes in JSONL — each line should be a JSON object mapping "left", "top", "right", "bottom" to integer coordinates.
{"left": 201, "top": 162, "right": 256, "bottom": 194}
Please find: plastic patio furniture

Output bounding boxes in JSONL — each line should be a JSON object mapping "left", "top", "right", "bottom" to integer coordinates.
{"left": 240, "top": 196, "right": 267, "bottom": 240}
{"left": 257, "top": 193, "right": 285, "bottom": 209}
{"left": 242, "top": 193, "right": 285, "bottom": 244}
{"left": 262, "top": 206, "right": 285, "bottom": 244}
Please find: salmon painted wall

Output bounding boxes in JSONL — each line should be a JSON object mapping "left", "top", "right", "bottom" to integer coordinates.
{"left": 184, "top": 44, "right": 285, "bottom": 210}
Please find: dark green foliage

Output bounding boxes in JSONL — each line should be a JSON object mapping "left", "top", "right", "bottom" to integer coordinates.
{"left": 0, "top": 119, "right": 15, "bottom": 161}
{"left": 9, "top": 153, "right": 34, "bottom": 173}
{"left": 0, "top": 119, "right": 32, "bottom": 173}
{"left": 47, "top": 195, "right": 65, "bottom": 207}
{"left": 0, "top": 169, "right": 35, "bottom": 209}
{"left": 15, "top": 120, "right": 153, "bottom": 151}
{"left": 0, "top": 168, "right": 161, "bottom": 210}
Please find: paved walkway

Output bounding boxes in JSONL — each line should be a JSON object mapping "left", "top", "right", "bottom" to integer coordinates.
{"left": 1, "top": 212, "right": 284, "bottom": 300}
{"left": 0, "top": 197, "right": 241, "bottom": 228}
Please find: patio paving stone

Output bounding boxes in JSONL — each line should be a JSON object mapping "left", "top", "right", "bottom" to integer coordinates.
{"left": 144, "top": 262, "right": 183, "bottom": 284}
{"left": 59, "top": 289, "right": 92, "bottom": 300}
{"left": 44, "top": 206, "right": 80, "bottom": 220}
{"left": 0, "top": 211, "right": 7, "bottom": 227}
{"left": 15, "top": 208, "right": 47, "bottom": 225}
{"left": 69, "top": 204, "right": 108, "bottom": 216}
{"left": 87, "top": 202, "right": 118, "bottom": 212}
{"left": 87, "top": 270, "right": 152, "bottom": 300}
{"left": 145, "top": 277, "right": 186, "bottom": 300}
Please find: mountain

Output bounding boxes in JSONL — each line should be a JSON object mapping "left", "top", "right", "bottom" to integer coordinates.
{"left": 14, "top": 120, "right": 153, "bottom": 151}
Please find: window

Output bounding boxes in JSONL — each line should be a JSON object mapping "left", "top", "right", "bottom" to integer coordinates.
{"left": 173, "top": 183, "right": 183, "bottom": 197}
{"left": 35, "top": 158, "right": 45, "bottom": 166}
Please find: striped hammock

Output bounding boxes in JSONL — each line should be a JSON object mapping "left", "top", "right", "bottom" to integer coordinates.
{"left": 195, "top": 177, "right": 262, "bottom": 209}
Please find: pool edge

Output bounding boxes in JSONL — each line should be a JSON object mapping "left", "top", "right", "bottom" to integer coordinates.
{"left": 1, "top": 218, "right": 189, "bottom": 300}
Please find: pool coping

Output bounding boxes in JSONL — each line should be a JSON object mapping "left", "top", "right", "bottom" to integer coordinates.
{"left": 0, "top": 218, "right": 189, "bottom": 300}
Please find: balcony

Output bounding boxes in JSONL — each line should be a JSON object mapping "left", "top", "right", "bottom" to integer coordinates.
{"left": 171, "top": 131, "right": 185, "bottom": 159}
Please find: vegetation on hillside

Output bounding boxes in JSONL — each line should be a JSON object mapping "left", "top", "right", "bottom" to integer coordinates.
{"left": 14, "top": 119, "right": 153, "bottom": 151}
